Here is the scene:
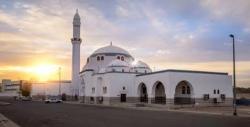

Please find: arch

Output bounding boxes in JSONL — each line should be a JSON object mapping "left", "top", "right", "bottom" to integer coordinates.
{"left": 101, "top": 56, "right": 104, "bottom": 60}
{"left": 174, "top": 80, "right": 195, "bottom": 105}
{"left": 117, "top": 56, "right": 120, "bottom": 60}
{"left": 137, "top": 82, "right": 148, "bottom": 103}
{"left": 152, "top": 81, "right": 166, "bottom": 104}
{"left": 97, "top": 56, "right": 100, "bottom": 61}
{"left": 121, "top": 56, "right": 124, "bottom": 61}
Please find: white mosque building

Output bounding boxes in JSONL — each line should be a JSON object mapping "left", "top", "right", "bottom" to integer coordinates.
{"left": 71, "top": 10, "right": 233, "bottom": 106}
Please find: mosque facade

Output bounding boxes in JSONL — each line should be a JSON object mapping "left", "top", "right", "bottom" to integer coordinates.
{"left": 71, "top": 11, "right": 233, "bottom": 106}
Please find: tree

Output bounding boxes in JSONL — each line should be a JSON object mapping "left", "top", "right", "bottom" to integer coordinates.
{"left": 21, "top": 81, "right": 32, "bottom": 97}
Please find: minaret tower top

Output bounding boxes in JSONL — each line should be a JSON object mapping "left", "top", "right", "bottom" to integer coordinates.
{"left": 72, "top": 9, "right": 81, "bottom": 40}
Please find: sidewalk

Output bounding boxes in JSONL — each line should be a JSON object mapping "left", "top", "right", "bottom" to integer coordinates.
{"left": 63, "top": 101, "right": 250, "bottom": 117}
{"left": 0, "top": 113, "right": 19, "bottom": 127}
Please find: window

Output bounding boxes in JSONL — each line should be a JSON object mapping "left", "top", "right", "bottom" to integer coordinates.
{"left": 87, "top": 58, "right": 89, "bottom": 63}
{"left": 103, "top": 87, "right": 107, "bottom": 94}
{"left": 182, "top": 86, "right": 186, "bottom": 94}
{"left": 203, "top": 94, "right": 209, "bottom": 100}
{"left": 144, "top": 70, "right": 147, "bottom": 73}
{"left": 112, "top": 69, "right": 116, "bottom": 72}
{"left": 123, "top": 86, "right": 126, "bottom": 90}
{"left": 121, "top": 56, "right": 124, "bottom": 61}
{"left": 117, "top": 56, "right": 120, "bottom": 60}
{"left": 213, "top": 89, "right": 216, "bottom": 94}
{"left": 101, "top": 56, "right": 104, "bottom": 60}
{"left": 217, "top": 89, "right": 220, "bottom": 94}
{"left": 97, "top": 56, "right": 100, "bottom": 61}
{"left": 122, "top": 69, "right": 124, "bottom": 72}
{"left": 221, "top": 94, "right": 226, "bottom": 101}
{"left": 135, "top": 70, "right": 138, "bottom": 73}
{"left": 187, "top": 86, "right": 190, "bottom": 94}
{"left": 92, "top": 87, "right": 95, "bottom": 94}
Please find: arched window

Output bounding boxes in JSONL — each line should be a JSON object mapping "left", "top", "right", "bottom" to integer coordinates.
{"left": 97, "top": 56, "right": 100, "bottom": 61}
{"left": 182, "top": 86, "right": 186, "bottom": 94}
{"left": 144, "top": 70, "right": 147, "bottom": 73}
{"left": 87, "top": 58, "right": 89, "bottom": 63}
{"left": 121, "top": 56, "right": 124, "bottom": 61}
{"left": 101, "top": 56, "right": 104, "bottom": 60}
{"left": 112, "top": 69, "right": 116, "bottom": 72}
{"left": 187, "top": 86, "right": 190, "bottom": 94}
{"left": 123, "top": 86, "right": 126, "bottom": 90}
{"left": 214, "top": 89, "right": 216, "bottom": 94}
{"left": 117, "top": 56, "right": 120, "bottom": 60}
{"left": 135, "top": 70, "right": 138, "bottom": 73}
{"left": 217, "top": 89, "right": 220, "bottom": 94}
{"left": 103, "top": 87, "right": 107, "bottom": 94}
{"left": 122, "top": 69, "right": 124, "bottom": 72}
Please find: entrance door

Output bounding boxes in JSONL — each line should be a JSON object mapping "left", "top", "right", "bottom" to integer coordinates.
{"left": 120, "top": 94, "right": 126, "bottom": 102}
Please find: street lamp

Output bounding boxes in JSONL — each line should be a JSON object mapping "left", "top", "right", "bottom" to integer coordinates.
{"left": 229, "top": 34, "right": 237, "bottom": 116}
{"left": 58, "top": 67, "right": 61, "bottom": 96}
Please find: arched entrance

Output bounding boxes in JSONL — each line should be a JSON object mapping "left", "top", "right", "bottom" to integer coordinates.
{"left": 138, "top": 83, "right": 148, "bottom": 102}
{"left": 153, "top": 81, "right": 166, "bottom": 104}
{"left": 174, "top": 81, "right": 195, "bottom": 105}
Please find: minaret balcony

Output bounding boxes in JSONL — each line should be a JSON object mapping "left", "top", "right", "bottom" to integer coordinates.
{"left": 71, "top": 38, "right": 82, "bottom": 42}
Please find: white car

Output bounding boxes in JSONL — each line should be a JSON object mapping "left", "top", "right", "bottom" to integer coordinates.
{"left": 21, "top": 96, "right": 32, "bottom": 101}
{"left": 45, "top": 96, "right": 62, "bottom": 103}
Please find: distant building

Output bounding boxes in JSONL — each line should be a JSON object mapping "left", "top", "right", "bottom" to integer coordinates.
{"left": 0, "top": 79, "right": 30, "bottom": 97}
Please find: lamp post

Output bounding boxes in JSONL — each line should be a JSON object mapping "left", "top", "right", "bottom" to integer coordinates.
{"left": 58, "top": 67, "right": 61, "bottom": 96}
{"left": 229, "top": 34, "right": 237, "bottom": 116}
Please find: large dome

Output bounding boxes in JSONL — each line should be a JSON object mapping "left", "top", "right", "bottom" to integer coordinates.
{"left": 107, "top": 59, "right": 131, "bottom": 67}
{"left": 91, "top": 45, "right": 132, "bottom": 57}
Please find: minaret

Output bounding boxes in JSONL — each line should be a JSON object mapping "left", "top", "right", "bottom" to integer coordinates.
{"left": 71, "top": 9, "right": 81, "bottom": 98}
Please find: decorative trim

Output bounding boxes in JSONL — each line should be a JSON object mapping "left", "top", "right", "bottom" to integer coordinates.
{"left": 90, "top": 52, "right": 134, "bottom": 59}
{"left": 79, "top": 69, "right": 94, "bottom": 74}
{"left": 136, "top": 69, "right": 228, "bottom": 77}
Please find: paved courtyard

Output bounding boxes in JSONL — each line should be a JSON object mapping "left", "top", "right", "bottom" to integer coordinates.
{"left": 0, "top": 100, "right": 250, "bottom": 127}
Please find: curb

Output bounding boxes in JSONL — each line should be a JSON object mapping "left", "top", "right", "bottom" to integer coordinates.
{"left": 0, "top": 102, "right": 11, "bottom": 106}
{"left": 62, "top": 101, "right": 250, "bottom": 118}
{"left": 0, "top": 113, "right": 20, "bottom": 127}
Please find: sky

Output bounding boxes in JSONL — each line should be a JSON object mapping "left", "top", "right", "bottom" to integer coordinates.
{"left": 0, "top": 0, "right": 249, "bottom": 87}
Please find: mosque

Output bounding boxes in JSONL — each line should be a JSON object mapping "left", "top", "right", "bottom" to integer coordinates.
{"left": 71, "top": 10, "right": 233, "bottom": 106}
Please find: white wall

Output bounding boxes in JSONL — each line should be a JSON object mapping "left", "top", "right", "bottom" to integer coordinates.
{"left": 105, "top": 73, "right": 136, "bottom": 97}
{"left": 136, "top": 71, "right": 233, "bottom": 99}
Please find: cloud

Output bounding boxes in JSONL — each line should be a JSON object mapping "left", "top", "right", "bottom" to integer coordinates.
{"left": 0, "top": 0, "right": 250, "bottom": 87}
{"left": 201, "top": 0, "right": 250, "bottom": 31}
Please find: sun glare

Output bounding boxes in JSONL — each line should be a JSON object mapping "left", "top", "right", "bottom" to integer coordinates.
{"left": 31, "top": 64, "right": 59, "bottom": 81}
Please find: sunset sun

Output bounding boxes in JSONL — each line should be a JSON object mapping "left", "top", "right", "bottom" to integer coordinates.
{"left": 31, "top": 64, "right": 59, "bottom": 81}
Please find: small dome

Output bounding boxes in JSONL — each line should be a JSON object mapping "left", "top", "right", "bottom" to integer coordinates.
{"left": 132, "top": 61, "right": 150, "bottom": 68}
{"left": 91, "top": 45, "right": 132, "bottom": 57}
{"left": 108, "top": 60, "right": 130, "bottom": 67}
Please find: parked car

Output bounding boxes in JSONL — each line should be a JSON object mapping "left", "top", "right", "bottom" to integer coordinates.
{"left": 21, "top": 96, "right": 32, "bottom": 101}
{"left": 45, "top": 96, "right": 62, "bottom": 103}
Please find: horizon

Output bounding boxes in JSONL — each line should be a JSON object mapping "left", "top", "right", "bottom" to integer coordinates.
{"left": 0, "top": 0, "right": 250, "bottom": 87}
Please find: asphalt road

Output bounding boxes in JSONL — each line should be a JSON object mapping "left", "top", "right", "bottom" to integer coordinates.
{"left": 0, "top": 100, "right": 250, "bottom": 127}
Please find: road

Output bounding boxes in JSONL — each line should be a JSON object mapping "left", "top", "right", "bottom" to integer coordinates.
{"left": 0, "top": 100, "right": 250, "bottom": 127}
